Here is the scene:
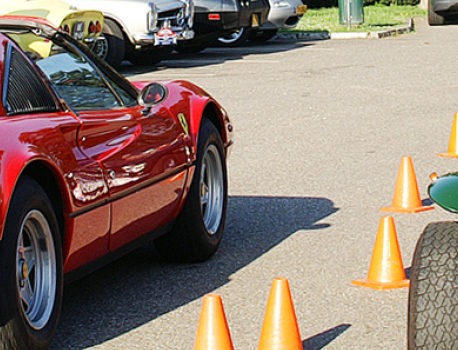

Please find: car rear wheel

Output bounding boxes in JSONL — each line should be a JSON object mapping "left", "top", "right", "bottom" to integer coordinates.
{"left": 155, "top": 119, "right": 228, "bottom": 262}
{"left": 428, "top": 0, "right": 445, "bottom": 25}
{"left": 217, "top": 27, "right": 249, "bottom": 47}
{"left": 0, "top": 176, "right": 63, "bottom": 350}
{"left": 102, "top": 18, "right": 126, "bottom": 67}
{"left": 408, "top": 221, "right": 458, "bottom": 350}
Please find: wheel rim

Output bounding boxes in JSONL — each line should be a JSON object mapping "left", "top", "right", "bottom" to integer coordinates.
{"left": 200, "top": 144, "right": 224, "bottom": 234}
{"left": 218, "top": 28, "right": 244, "bottom": 44}
{"left": 91, "top": 35, "right": 109, "bottom": 60}
{"left": 16, "top": 210, "right": 56, "bottom": 330}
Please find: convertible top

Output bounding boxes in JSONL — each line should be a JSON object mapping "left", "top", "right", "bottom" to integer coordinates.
{"left": 0, "top": 15, "right": 57, "bottom": 38}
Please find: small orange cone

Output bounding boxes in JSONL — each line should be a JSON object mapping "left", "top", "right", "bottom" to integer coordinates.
{"left": 438, "top": 112, "right": 458, "bottom": 158}
{"left": 258, "top": 277, "right": 302, "bottom": 350}
{"left": 352, "top": 216, "right": 409, "bottom": 290}
{"left": 194, "top": 294, "right": 234, "bottom": 350}
{"left": 381, "top": 156, "right": 434, "bottom": 213}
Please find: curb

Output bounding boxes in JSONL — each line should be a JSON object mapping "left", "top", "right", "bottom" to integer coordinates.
{"left": 276, "top": 18, "right": 414, "bottom": 41}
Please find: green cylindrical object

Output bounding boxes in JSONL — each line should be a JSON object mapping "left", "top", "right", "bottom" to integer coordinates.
{"left": 338, "top": 0, "right": 364, "bottom": 25}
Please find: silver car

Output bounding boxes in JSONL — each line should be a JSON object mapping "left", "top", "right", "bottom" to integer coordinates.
{"left": 218, "top": 0, "right": 307, "bottom": 46}
{"left": 428, "top": 0, "right": 458, "bottom": 25}
{"left": 70, "top": 0, "right": 194, "bottom": 66}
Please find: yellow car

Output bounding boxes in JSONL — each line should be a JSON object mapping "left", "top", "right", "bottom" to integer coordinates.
{"left": 0, "top": 0, "right": 104, "bottom": 57}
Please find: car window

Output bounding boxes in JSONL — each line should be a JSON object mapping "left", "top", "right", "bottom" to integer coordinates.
{"left": 35, "top": 43, "right": 121, "bottom": 111}
{"left": 2, "top": 43, "right": 59, "bottom": 116}
{"left": 5, "top": 31, "right": 136, "bottom": 112}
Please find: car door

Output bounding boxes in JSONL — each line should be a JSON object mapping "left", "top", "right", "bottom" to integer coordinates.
{"left": 36, "top": 37, "right": 190, "bottom": 251}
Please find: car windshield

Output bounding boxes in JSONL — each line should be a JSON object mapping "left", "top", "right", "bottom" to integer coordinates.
{"left": 4, "top": 30, "right": 137, "bottom": 111}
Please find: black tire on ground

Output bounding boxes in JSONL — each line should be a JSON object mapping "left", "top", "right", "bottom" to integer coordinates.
{"left": 155, "top": 119, "right": 228, "bottom": 263}
{"left": 0, "top": 176, "right": 63, "bottom": 350}
{"left": 174, "top": 41, "right": 207, "bottom": 54}
{"left": 217, "top": 27, "right": 250, "bottom": 47}
{"left": 408, "top": 221, "right": 458, "bottom": 350}
{"left": 102, "top": 18, "right": 126, "bottom": 67}
{"left": 128, "top": 46, "right": 173, "bottom": 66}
{"left": 248, "top": 29, "right": 278, "bottom": 42}
{"left": 428, "top": 0, "right": 445, "bottom": 25}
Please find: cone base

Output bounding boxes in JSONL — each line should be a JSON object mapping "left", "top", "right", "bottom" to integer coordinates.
{"left": 438, "top": 152, "right": 458, "bottom": 158}
{"left": 380, "top": 205, "right": 434, "bottom": 213}
{"left": 351, "top": 278, "right": 409, "bottom": 290}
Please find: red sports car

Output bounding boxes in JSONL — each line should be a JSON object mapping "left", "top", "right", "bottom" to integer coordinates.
{"left": 0, "top": 15, "right": 233, "bottom": 349}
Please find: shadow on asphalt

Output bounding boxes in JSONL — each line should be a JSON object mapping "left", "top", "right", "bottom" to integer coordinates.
{"left": 51, "top": 195, "right": 338, "bottom": 349}
{"left": 303, "top": 323, "right": 351, "bottom": 349}
{"left": 120, "top": 39, "right": 315, "bottom": 76}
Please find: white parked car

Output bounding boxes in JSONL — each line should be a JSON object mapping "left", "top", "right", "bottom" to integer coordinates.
{"left": 218, "top": 0, "right": 307, "bottom": 46}
{"left": 70, "top": 0, "right": 194, "bottom": 67}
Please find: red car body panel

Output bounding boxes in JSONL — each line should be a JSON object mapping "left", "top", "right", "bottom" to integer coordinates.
{"left": 0, "top": 17, "right": 233, "bottom": 275}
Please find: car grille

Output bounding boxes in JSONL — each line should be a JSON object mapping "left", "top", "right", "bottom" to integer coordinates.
{"left": 158, "top": 8, "right": 186, "bottom": 28}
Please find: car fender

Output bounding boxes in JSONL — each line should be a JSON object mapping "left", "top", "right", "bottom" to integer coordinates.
{"left": 429, "top": 172, "right": 458, "bottom": 213}
{"left": 0, "top": 151, "right": 69, "bottom": 241}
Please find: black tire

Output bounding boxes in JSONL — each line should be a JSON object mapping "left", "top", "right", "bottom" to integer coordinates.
{"left": 174, "top": 41, "right": 207, "bottom": 54}
{"left": 248, "top": 29, "right": 278, "bottom": 42}
{"left": 408, "top": 221, "right": 458, "bottom": 350}
{"left": 155, "top": 119, "right": 228, "bottom": 262}
{"left": 0, "top": 176, "right": 63, "bottom": 350}
{"left": 102, "top": 18, "right": 126, "bottom": 67}
{"left": 217, "top": 27, "right": 249, "bottom": 47}
{"left": 428, "top": 0, "right": 445, "bottom": 25}
{"left": 128, "top": 46, "right": 173, "bottom": 66}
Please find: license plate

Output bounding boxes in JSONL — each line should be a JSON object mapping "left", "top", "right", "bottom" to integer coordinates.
{"left": 154, "top": 27, "right": 177, "bottom": 46}
{"left": 251, "top": 14, "right": 260, "bottom": 28}
{"left": 72, "top": 21, "right": 84, "bottom": 41}
{"left": 296, "top": 4, "right": 308, "bottom": 15}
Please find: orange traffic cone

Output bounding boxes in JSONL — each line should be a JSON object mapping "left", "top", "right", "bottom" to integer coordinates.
{"left": 381, "top": 156, "right": 434, "bottom": 213}
{"left": 258, "top": 277, "right": 302, "bottom": 350}
{"left": 438, "top": 112, "right": 458, "bottom": 158}
{"left": 352, "top": 216, "right": 409, "bottom": 290}
{"left": 194, "top": 294, "right": 234, "bottom": 350}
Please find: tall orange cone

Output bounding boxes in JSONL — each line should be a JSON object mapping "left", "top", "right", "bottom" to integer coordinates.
{"left": 258, "top": 277, "right": 302, "bottom": 350}
{"left": 352, "top": 216, "right": 409, "bottom": 290}
{"left": 438, "top": 112, "right": 458, "bottom": 158}
{"left": 194, "top": 294, "right": 234, "bottom": 350}
{"left": 381, "top": 156, "right": 434, "bottom": 213}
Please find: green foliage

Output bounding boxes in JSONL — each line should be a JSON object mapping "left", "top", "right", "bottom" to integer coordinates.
{"left": 291, "top": 5, "right": 426, "bottom": 32}
{"left": 303, "top": 0, "right": 420, "bottom": 8}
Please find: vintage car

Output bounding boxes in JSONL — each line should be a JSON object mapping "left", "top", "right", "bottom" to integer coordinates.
{"left": 428, "top": 0, "right": 458, "bottom": 25}
{"left": 0, "top": 0, "right": 104, "bottom": 56}
{"left": 217, "top": 0, "right": 307, "bottom": 45}
{"left": 408, "top": 171, "right": 458, "bottom": 349}
{"left": 175, "top": 0, "right": 270, "bottom": 53}
{"left": 246, "top": 0, "right": 308, "bottom": 42}
{"left": 69, "top": 0, "right": 195, "bottom": 67}
{"left": 0, "top": 15, "right": 232, "bottom": 349}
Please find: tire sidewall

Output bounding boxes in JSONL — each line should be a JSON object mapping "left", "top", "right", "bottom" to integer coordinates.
{"left": 186, "top": 119, "right": 228, "bottom": 255}
{"left": 0, "top": 177, "right": 62, "bottom": 350}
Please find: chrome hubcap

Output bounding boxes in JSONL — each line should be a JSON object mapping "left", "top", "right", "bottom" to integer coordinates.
{"left": 200, "top": 145, "right": 224, "bottom": 234}
{"left": 16, "top": 210, "right": 56, "bottom": 330}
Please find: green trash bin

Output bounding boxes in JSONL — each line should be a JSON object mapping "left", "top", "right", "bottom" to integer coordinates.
{"left": 338, "top": 0, "right": 364, "bottom": 25}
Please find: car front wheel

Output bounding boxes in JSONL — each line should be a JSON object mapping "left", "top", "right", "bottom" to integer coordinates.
{"left": 155, "top": 118, "right": 228, "bottom": 262}
{"left": 408, "top": 221, "right": 458, "bottom": 350}
{"left": 0, "top": 176, "right": 63, "bottom": 350}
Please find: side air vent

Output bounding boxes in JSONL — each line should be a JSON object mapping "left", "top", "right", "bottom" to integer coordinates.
{"left": 3, "top": 44, "right": 58, "bottom": 116}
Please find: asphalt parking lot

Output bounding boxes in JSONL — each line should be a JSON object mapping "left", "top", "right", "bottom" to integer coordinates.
{"left": 52, "top": 17, "right": 457, "bottom": 349}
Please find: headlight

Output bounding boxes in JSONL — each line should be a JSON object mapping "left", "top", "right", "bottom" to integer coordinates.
{"left": 147, "top": 1, "right": 158, "bottom": 31}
